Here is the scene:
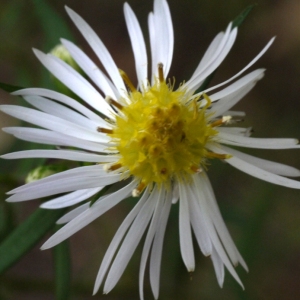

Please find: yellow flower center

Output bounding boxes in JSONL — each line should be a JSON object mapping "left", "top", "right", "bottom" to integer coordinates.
{"left": 105, "top": 76, "right": 218, "bottom": 189}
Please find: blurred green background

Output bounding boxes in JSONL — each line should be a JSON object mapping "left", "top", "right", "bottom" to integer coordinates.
{"left": 1, "top": 0, "right": 300, "bottom": 299}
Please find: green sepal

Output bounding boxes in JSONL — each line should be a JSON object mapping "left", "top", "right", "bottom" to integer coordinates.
{"left": 53, "top": 225, "right": 71, "bottom": 300}
{"left": 232, "top": 4, "right": 257, "bottom": 28}
{"left": 0, "top": 208, "right": 66, "bottom": 275}
{"left": 0, "top": 82, "right": 23, "bottom": 93}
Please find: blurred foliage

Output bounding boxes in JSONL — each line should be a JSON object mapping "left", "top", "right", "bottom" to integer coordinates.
{"left": 0, "top": 0, "right": 300, "bottom": 299}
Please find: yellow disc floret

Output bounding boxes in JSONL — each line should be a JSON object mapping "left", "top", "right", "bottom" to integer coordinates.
{"left": 106, "top": 78, "right": 218, "bottom": 188}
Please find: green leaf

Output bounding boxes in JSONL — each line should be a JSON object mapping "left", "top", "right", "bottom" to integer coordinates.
{"left": 0, "top": 208, "right": 66, "bottom": 275}
{"left": 232, "top": 4, "right": 257, "bottom": 28}
{"left": 0, "top": 82, "right": 23, "bottom": 93}
{"left": 53, "top": 225, "right": 71, "bottom": 300}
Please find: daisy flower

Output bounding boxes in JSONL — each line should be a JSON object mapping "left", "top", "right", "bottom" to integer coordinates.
{"left": 1, "top": 0, "right": 300, "bottom": 299}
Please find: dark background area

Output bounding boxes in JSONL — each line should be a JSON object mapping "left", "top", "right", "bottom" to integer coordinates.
{"left": 1, "top": 0, "right": 300, "bottom": 299}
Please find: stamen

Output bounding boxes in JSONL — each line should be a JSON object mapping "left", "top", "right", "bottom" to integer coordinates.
{"left": 210, "top": 115, "right": 232, "bottom": 127}
{"left": 132, "top": 182, "right": 146, "bottom": 197}
{"left": 190, "top": 165, "right": 202, "bottom": 173}
{"left": 206, "top": 152, "right": 232, "bottom": 160}
{"left": 103, "top": 163, "right": 122, "bottom": 172}
{"left": 158, "top": 63, "right": 164, "bottom": 82}
{"left": 105, "top": 96, "right": 124, "bottom": 110}
{"left": 97, "top": 127, "right": 113, "bottom": 134}
{"left": 119, "top": 69, "right": 136, "bottom": 92}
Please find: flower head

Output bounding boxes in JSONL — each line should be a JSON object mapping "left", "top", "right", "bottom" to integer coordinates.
{"left": 1, "top": 0, "right": 300, "bottom": 299}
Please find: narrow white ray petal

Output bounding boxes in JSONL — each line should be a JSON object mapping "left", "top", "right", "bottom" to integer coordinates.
{"left": 211, "top": 79, "right": 256, "bottom": 118}
{"left": 188, "top": 184, "right": 212, "bottom": 256}
{"left": 57, "top": 202, "right": 90, "bottom": 224}
{"left": 3, "top": 127, "right": 113, "bottom": 152}
{"left": 171, "top": 182, "right": 179, "bottom": 204}
{"left": 220, "top": 145, "right": 300, "bottom": 177}
{"left": 192, "top": 32, "right": 224, "bottom": 76}
{"left": 23, "top": 95, "right": 104, "bottom": 130}
{"left": 0, "top": 105, "right": 110, "bottom": 143}
{"left": 149, "top": 0, "right": 174, "bottom": 79}
{"left": 93, "top": 187, "right": 150, "bottom": 295}
{"left": 124, "top": 3, "right": 148, "bottom": 88}
{"left": 178, "top": 182, "right": 195, "bottom": 272}
{"left": 41, "top": 180, "right": 136, "bottom": 249}
{"left": 2, "top": 149, "right": 118, "bottom": 163}
{"left": 12, "top": 88, "right": 104, "bottom": 122}
{"left": 139, "top": 188, "right": 165, "bottom": 300}
{"left": 103, "top": 186, "right": 159, "bottom": 294}
{"left": 156, "top": 0, "right": 174, "bottom": 76}
{"left": 223, "top": 110, "right": 245, "bottom": 117}
{"left": 61, "top": 39, "right": 119, "bottom": 99}
{"left": 199, "top": 173, "right": 248, "bottom": 270}
{"left": 209, "top": 69, "right": 265, "bottom": 102}
{"left": 212, "top": 145, "right": 300, "bottom": 189}
{"left": 149, "top": 189, "right": 172, "bottom": 299}
{"left": 218, "top": 131, "right": 300, "bottom": 149}
{"left": 41, "top": 187, "right": 102, "bottom": 209}
{"left": 217, "top": 127, "right": 252, "bottom": 137}
{"left": 148, "top": 12, "right": 156, "bottom": 85}
{"left": 192, "top": 174, "right": 244, "bottom": 288}
{"left": 190, "top": 23, "right": 232, "bottom": 83}
{"left": 186, "top": 25, "right": 238, "bottom": 92}
{"left": 33, "top": 49, "right": 114, "bottom": 117}
{"left": 198, "top": 37, "right": 275, "bottom": 96}
{"left": 6, "top": 173, "right": 122, "bottom": 202}
{"left": 65, "top": 6, "right": 126, "bottom": 96}
{"left": 8, "top": 165, "right": 106, "bottom": 194}
{"left": 211, "top": 246, "right": 225, "bottom": 288}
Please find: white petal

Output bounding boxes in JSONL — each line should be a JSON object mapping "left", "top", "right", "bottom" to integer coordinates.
{"left": 188, "top": 184, "right": 212, "bottom": 256}
{"left": 6, "top": 173, "right": 121, "bottom": 202}
{"left": 93, "top": 187, "right": 151, "bottom": 295}
{"left": 210, "top": 79, "right": 257, "bottom": 118}
{"left": 3, "top": 127, "right": 112, "bottom": 152}
{"left": 149, "top": 0, "right": 174, "bottom": 80}
{"left": 214, "top": 145, "right": 300, "bottom": 189}
{"left": 33, "top": 49, "right": 114, "bottom": 117}
{"left": 2, "top": 149, "right": 118, "bottom": 163}
{"left": 192, "top": 174, "right": 245, "bottom": 288}
{"left": 61, "top": 39, "right": 119, "bottom": 99}
{"left": 124, "top": 3, "right": 148, "bottom": 88}
{"left": 192, "top": 31, "right": 224, "bottom": 77}
{"left": 218, "top": 131, "right": 300, "bottom": 149}
{"left": 8, "top": 165, "right": 106, "bottom": 195}
{"left": 178, "top": 182, "right": 195, "bottom": 271}
{"left": 23, "top": 95, "right": 104, "bottom": 130}
{"left": 217, "top": 127, "right": 252, "bottom": 137}
{"left": 149, "top": 190, "right": 172, "bottom": 299}
{"left": 57, "top": 202, "right": 90, "bottom": 224}
{"left": 12, "top": 88, "right": 104, "bottom": 122}
{"left": 139, "top": 188, "right": 165, "bottom": 300}
{"left": 199, "top": 37, "right": 275, "bottom": 95}
{"left": 211, "top": 246, "right": 225, "bottom": 288}
{"left": 199, "top": 173, "right": 248, "bottom": 270}
{"left": 41, "top": 180, "right": 137, "bottom": 249}
{"left": 65, "top": 6, "right": 126, "bottom": 96}
{"left": 0, "top": 105, "right": 110, "bottom": 143}
{"left": 41, "top": 187, "right": 102, "bottom": 209}
{"left": 209, "top": 69, "right": 265, "bottom": 102}
{"left": 186, "top": 24, "right": 237, "bottom": 92}
{"left": 103, "top": 186, "right": 159, "bottom": 294}
{"left": 220, "top": 145, "right": 300, "bottom": 177}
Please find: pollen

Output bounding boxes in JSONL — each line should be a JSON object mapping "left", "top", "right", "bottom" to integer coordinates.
{"left": 105, "top": 72, "right": 219, "bottom": 188}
